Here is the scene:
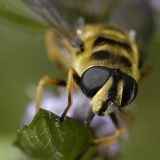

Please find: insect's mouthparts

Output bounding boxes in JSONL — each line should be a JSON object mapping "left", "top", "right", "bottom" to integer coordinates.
{"left": 97, "top": 100, "right": 116, "bottom": 116}
{"left": 107, "top": 101, "right": 115, "bottom": 114}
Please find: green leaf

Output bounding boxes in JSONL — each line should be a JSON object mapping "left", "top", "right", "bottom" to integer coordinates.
{"left": 14, "top": 109, "right": 97, "bottom": 160}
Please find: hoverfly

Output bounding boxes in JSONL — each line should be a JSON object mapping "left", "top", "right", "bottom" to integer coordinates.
{"left": 23, "top": 0, "right": 154, "bottom": 158}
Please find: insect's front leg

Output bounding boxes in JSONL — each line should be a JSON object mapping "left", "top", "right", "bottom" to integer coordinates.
{"left": 93, "top": 111, "right": 131, "bottom": 147}
{"left": 77, "top": 112, "right": 130, "bottom": 159}
{"left": 84, "top": 108, "right": 95, "bottom": 126}
{"left": 91, "top": 112, "right": 130, "bottom": 157}
{"left": 36, "top": 76, "right": 66, "bottom": 112}
{"left": 56, "top": 68, "right": 81, "bottom": 127}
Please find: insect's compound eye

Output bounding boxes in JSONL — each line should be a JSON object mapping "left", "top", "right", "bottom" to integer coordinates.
{"left": 121, "top": 73, "right": 138, "bottom": 107}
{"left": 80, "top": 66, "right": 111, "bottom": 98}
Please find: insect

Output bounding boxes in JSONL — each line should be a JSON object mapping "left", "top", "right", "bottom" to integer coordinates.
{"left": 23, "top": 0, "right": 153, "bottom": 158}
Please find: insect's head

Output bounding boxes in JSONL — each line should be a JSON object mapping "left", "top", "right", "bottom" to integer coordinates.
{"left": 80, "top": 66, "right": 138, "bottom": 116}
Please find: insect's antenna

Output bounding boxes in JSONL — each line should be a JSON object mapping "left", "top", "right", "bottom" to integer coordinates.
{"left": 23, "top": 0, "right": 84, "bottom": 50}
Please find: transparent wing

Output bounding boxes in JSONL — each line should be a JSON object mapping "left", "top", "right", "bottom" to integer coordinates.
{"left": 23, "top": 0, "right": 84, "bottom": 49}
{"left": 22, "top": 0, "right": 120, "bottom": 48}
{"left": 22, "top": 0, "right": 113, "bottom": 74}
{"left": 23, "top": 0, "right": 113, "bottom": 24}
{"left": 23, "top": 0, "right": 154, "bottom": 68}
{"left": 108, "top": 0, "right": 154, "bottom": 67}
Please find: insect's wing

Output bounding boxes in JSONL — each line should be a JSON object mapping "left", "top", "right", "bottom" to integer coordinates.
{"left": 23, "top": 0, "right": 84, "bottom": 48}
{"left": 22, "top": 0, "right": 115, "bottom": 50}
{"left": 24, "top": 0, "right": 154, "bottom": 56}
{"left": 108, "top": 0, "right": 154, "bottom": 67}
{"left": 22, "top": 0, "right": 111, "bottom": 75}
{"left": 22, "top": 0, "right": 83, "bottom": 76}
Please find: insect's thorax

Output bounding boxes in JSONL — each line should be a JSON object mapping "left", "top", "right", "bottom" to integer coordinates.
{"left": 72, "top": 24, "right": 140, "bottom": 82}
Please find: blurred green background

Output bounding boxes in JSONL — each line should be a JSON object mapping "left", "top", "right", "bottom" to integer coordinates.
{"left": 0, "top": 0, "right": 160, "bottom": 160}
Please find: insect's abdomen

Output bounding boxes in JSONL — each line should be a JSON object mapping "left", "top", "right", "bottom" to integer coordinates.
{"left": 74, "top": 24, "right": 140, "bottom": 82}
